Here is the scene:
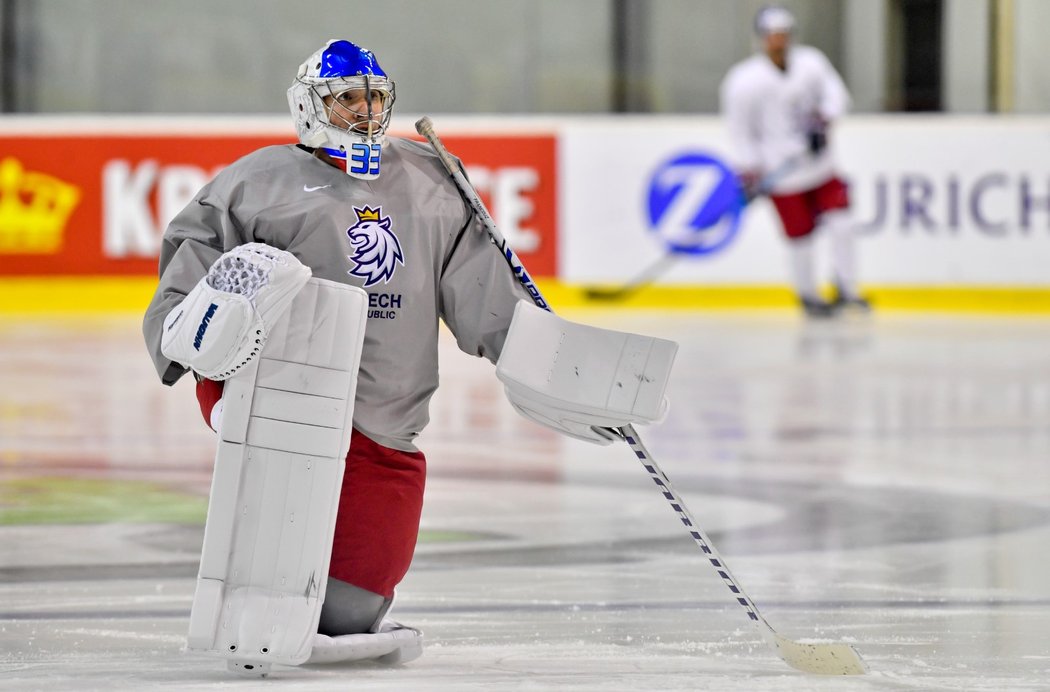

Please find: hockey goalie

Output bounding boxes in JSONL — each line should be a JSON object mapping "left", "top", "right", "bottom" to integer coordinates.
{"left": 142, "top": 38, "right": 677, "bottom": 676}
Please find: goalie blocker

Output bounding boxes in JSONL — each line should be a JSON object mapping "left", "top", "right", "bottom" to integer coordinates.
{"left": 187, "top": 277, "right": 371, "bottom": 673}
{"left": 496, "top": 301, "right": 678, "bottom": 443}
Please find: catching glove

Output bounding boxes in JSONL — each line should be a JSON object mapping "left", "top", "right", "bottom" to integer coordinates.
{"left": 161, "top": 243, "right": 312, "bottom": 380}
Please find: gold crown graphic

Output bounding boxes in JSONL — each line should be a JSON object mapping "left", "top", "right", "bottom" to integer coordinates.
{"left": 354, "top": 206, "right": 381, "bottom": 222}
{"left": 0, "top": 157, "right": 82, "bottom": 254}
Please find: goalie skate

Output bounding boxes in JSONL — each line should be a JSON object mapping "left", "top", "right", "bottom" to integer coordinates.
{"left": 186, "top": 277, "right": 368, "bottom": 671}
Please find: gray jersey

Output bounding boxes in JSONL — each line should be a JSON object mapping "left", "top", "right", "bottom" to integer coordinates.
{"left": 143, "top": 139, "right": 531, "bottom": 452}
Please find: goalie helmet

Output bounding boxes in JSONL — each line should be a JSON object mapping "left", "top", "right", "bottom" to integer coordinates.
{"left": 287, "top": 39, "right": 396, "bottom": 180}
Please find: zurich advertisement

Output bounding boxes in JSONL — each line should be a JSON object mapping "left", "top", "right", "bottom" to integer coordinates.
{"left": 560, "top": 118, "right": 1050, "bottom": 286}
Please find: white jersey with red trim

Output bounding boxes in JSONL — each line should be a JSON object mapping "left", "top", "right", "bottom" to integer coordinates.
{"left": 143, "top": 139, "right": 531, "bottom": 452}
{"left": 719, "top": 44, "right": 850, "bottom": 195}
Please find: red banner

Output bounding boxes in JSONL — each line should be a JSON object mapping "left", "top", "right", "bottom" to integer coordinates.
{"left": 0, "top": 132, "right": 557, "bottom": 277}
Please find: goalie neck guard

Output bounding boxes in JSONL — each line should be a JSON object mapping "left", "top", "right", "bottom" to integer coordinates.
{"left": 287, "top": 39, "right": 396, "bottom": 180}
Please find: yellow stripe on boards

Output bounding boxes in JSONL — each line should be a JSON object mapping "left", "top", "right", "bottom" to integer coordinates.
{"left": 857, "top": 287, "right": 1050, "bottom": 314}
{"left": 547, "top": 281, "right": 1050, "bottom": 313}
{"left": 0, "top": 277, "right": 159, "bottom": 314}
{"left": 1, "top": 277, "right": 1049, "bottom": 314}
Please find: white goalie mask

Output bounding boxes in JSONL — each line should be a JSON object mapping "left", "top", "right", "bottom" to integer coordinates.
{"left": 287, "top": 39, "right": 396, "bottom": 180}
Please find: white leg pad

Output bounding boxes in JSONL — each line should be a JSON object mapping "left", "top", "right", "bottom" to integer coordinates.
{"left": 306, "top": 621, "right": 424, "bottom": 665}
{"left": 186, "top": 278, "right": 368, "bottom": 669}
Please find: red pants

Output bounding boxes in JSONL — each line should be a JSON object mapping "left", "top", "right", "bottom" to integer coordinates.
{"left": 769, "top": 176, "right": 850, "bottom": 239}
{"left": 195, "top": 378, "right": 426, "bottom": 599}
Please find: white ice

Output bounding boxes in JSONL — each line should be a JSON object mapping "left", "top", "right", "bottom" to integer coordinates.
{"left": 1, "top": 310, "right": 1049, "bottom": 690}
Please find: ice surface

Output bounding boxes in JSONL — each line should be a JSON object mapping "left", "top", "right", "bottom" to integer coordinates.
{"left": 2, "top": 311, "right": 1049, "bottom": 690}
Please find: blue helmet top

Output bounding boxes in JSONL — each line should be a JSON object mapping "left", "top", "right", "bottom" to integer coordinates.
{"left": 317, "top": 40, "right": 387, "bottom": 79}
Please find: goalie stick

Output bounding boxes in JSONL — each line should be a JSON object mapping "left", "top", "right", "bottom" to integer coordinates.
{"left": 583, "top": 153, "right": 807, "bottom": 302}
{"left": 415, "top": 116, "right": 866, "bottom": 676}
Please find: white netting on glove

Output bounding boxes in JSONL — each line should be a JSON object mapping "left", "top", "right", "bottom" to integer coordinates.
{"left": 205, "top": 245, "right": 288, "bottom": 301}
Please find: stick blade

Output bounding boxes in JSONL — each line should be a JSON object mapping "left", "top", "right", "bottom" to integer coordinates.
{"left": 772, "top": 634, "right": 868, "bottom": 676}
{"left": 582, "top": 286, "right": 633, "bottom": 301}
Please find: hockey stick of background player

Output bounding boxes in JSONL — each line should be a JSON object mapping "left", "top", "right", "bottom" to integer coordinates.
{"left": 583, "top": 153, "right": 807, "bottom": 302}
{"left": 582, "top": 252, "right": 681, "bottom": 302}
{"left": 415, "top": 116, "right": 866, "bottom": 677}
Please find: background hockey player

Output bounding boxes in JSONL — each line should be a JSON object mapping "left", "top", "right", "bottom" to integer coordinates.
{"left": 142, "top": 39, "right": 535, "bottom": 665}
{"left": 720, "top": 5, "right": 870, "bottom": 317}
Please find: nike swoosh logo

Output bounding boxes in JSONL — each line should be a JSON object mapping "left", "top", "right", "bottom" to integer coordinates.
{"left": 303, "top": 184, "right": 331, "bottom": 192}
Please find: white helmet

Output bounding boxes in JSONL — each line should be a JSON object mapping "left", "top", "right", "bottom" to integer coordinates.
{"left": 754, "top": 5, "right": 795, "bottom": 36}
{"left": 287, "top": 39, "right": 396, "bottom": 180}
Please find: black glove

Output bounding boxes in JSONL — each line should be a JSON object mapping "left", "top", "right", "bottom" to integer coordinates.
{"left": 738, "top": 170, "right": 762, "bottom": 201}
{"left": 806, "top": 117, "right": 828, "bottom": 155}
{"left": 807, "top": 129, "right": 827, "bottom": 155}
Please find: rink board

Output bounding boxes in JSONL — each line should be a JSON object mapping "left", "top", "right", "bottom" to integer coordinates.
{"left": 1, "top": 115, "right": 1049, "bottom": 312}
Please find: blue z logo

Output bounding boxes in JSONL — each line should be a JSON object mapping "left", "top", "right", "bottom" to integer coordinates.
{"left": 646, "top": 152, "right": 745, "bottom": 257}
{"left": 349, "top": 143, "right": 381, "bottom": 176}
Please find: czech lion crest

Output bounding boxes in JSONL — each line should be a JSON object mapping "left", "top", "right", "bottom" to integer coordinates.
{"left": 345, "top": 205, "right": 404, "bottom": 286}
